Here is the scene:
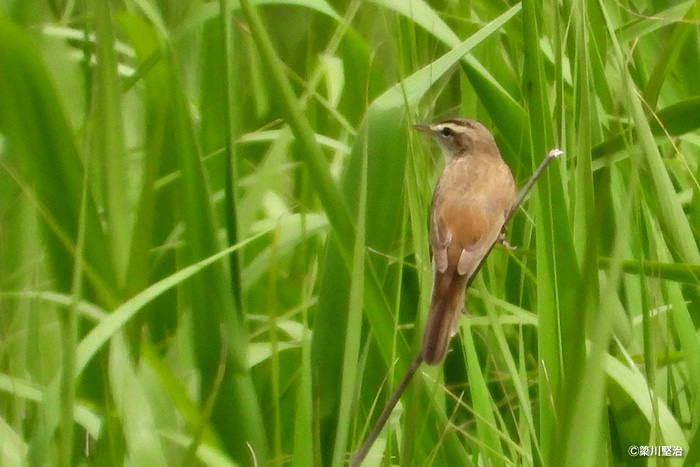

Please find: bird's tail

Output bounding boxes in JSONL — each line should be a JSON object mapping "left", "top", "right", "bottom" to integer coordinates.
{"left": 420, "top": 273, "right": 469, "bottom": 365}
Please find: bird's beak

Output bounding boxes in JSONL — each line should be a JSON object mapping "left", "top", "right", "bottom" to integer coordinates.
{"left": 412, "top": 124, "right": 433, "bottom": 134}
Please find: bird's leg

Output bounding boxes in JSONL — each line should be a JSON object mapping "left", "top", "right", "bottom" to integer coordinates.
{"left": 497, "top": 224, "right": 516, "bottom": 250}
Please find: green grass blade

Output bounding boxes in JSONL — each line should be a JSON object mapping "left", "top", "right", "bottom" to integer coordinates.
{"left": 0, "top": 13, "right": 117, "bottom": 300}
{"left": 91, "top": 0, "right": 131, "bottom": 286}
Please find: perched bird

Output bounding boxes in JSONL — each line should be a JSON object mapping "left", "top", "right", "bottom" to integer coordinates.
{"left": 414, "top": 118, "right": 515, "bottom": 365}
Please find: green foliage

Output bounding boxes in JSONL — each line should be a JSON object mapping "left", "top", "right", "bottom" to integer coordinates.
{"left": 1, "top": 0, "right": 699, "bottom": 466}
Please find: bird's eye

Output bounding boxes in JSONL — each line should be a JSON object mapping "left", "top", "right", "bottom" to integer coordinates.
{"left": 440, "top": 127, "right": 453, "bottom": 137}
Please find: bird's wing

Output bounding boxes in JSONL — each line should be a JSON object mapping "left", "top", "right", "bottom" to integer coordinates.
{"left": 430, "top": 200, "right": 450, "bottom": 274}
{"left": 431, "top": 200, "right": 491, "bottom": 277}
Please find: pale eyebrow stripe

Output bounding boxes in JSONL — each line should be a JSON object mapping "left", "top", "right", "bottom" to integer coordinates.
{"left": 431, "top": 122, "right": 468, "bottom": 133}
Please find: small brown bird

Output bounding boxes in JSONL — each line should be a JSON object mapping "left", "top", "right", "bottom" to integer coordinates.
{"left": 414, "top": 118, "right": 515, "bottom": 365}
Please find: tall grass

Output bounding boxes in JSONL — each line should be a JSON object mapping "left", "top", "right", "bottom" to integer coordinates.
{"left": 1, "top": 0, "right": 699, "bottom": 466}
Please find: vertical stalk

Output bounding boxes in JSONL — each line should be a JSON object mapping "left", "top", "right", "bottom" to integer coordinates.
{"left": 60, "top": 159, "right": 90, "bottom": 467}
{"left": 220, "top": 0, "right": 243, "bottom": 313}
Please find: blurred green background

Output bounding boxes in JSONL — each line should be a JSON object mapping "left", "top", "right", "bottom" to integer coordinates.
{"left": 1, "top": 0, "right": 699, "bottom": 466}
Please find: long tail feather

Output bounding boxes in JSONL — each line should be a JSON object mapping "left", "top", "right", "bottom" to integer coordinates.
{"left": 420, "top": 273, "right": 469, "bottom": 365}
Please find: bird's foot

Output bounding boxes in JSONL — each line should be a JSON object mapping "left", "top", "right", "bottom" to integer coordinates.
{"left": 497, "top": 231, "right": 517, "bottom": 250}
